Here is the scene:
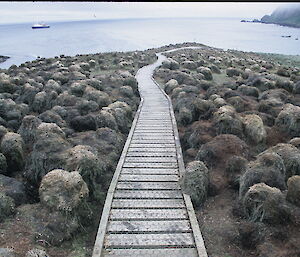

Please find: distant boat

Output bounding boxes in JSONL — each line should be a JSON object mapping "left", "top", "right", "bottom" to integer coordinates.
{"left": 32, "top": 23, "right": 50, "bottom": 29}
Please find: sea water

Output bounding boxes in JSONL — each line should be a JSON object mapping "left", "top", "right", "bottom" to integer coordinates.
{"left": 0, "top": 17, "right": 299, "bottom": 69}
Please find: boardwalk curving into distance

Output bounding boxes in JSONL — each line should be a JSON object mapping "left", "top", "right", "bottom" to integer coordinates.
{"left": 92, "top": 48, "right": 208, "bottom": 257}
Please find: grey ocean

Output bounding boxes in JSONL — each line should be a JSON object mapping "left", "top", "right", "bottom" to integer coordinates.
{"left": 0, "top": 17, "right": 300, "bottom": 69}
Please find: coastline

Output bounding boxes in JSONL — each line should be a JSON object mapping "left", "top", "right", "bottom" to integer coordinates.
{"left": 259, "top": 20, "right": 300, "bottom": 29}
{"left": 262, "top": 21, "right": 300, "bottom": 29}
{"left": 241, "top": 19, "right": 300, "bottom": 29}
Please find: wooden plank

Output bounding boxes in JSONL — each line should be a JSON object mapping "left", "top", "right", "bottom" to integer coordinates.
{"left": 111, "top": 199, "right": 185, "bottom": 208}
{"left": 131, "top": 139, "right": 175, "bottom": 143}
{"left": 137, "top": 121, "right": 171, "bottom": 124}
{"left": 140, "top": 109, "right": 169, "bottom": 111}
{"left": 135, "top": 128, "right": 173, "bottom": 130}
{"left": 139, "top": 113, "right": 170, "bottom": 115}
{"left": 132, "top": 136, "right": 174, "bottom": 140}
{"left": 126, "top": 152, "right": 176, "bottom": 157}
{"left": 104, "top": 233, "right": 194, "bottom": 247}
{"left": 135, "top": 126, "right": 172, "bottom": 128}
{"left": 123, "top": 162, "right": 178, "bottom": 168}
{"left": 135, "top": 124, "right": 172, "bottom": 127}
{"left": 121, "top": 168, "right": 179, "bottom": 175}
{"left": 133, "top": 132, "right": 173, "bottom": 135}
{"left": 119, "top": 174, "right": 179, "bottom": 182}
{"left": 133, "top": 131, "right": 174, "bottom": 134}
{"left": 116, "top": 181, "right": 180, "bottom": 190}
{"left": 110, "top": 208, "right": 187, "bottom": 220}
{"left": 138, "top": 119, "right": 171, "bottom": 121}
{"left": 103, "top": 248, "right": 198, "bottom": 257}
{"left": 128, "top": 147, "right": 176, "bottom": 152}
{"left": 125, "top": 157, "right": 177, "bottom": 163}
{"left": 131, "top": 138, "right": 174, "bottom": 142}
{"left": 130, "top": 140, "right": 174, "bottom": 144}
{"left": 130, "top": 143, "right": 175, "bottom": 148}
{"left": 113, "top": 190, "right": 182, "bottom": 199}
{"left": 134, "top": 127, "right": 173, "bottom": 131}
{"left": 107, "top": 220, "right": 191, "bottom": 233}
{"left": 139, "top": 114, "right": 170, "bottom": 115}
{"left": 140, "top": 111, "right": 169, "bottom": 113}
{"left": 135, "top": 123, "right": 171, "bottom": 125}
{"left": 137, "top": 124, "right": 173, "bottom": 127}
{"left": 138, "top": 118, "right": 171, "bottom": 120}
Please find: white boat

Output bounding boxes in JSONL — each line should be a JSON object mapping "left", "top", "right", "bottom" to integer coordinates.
{"left": 32, "top": 23, "right": 50, "bottom": 29}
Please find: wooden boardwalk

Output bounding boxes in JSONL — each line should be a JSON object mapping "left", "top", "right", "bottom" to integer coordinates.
{"left": 92, "top": 49, "right": 207, "bottom": 257}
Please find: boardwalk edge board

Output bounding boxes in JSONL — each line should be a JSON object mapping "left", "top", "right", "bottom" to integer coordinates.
{"left": 92, "top": 98, "right": 144, "bottom": 257}
{"left": 92, "top": 47, "right": 208, "bottom": 257}
{"left": 152, "top": 52, "right": 208, "bottom": 257}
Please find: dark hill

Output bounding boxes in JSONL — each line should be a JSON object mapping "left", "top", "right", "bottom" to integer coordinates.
{"left": 261, "top": 4, "right": 300, "bottom": 28}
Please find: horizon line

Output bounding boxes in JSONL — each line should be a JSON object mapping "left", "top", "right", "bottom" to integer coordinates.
{"left": 0, "top": 16, "right": 257, "bottom": 26}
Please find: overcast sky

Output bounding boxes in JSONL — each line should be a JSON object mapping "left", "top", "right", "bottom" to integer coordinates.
{"left": 0, "top": 2, "right": 292, "bottom": 25}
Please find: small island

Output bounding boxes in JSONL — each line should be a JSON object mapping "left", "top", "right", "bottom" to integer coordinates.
{"left": 242, "top": 4, "right": 300, "bottom": 28}
{"left": 0, "top": 55, "right": 9, "bottom": 64}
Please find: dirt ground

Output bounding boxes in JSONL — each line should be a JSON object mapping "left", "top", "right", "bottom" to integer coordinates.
{"left": 196, "top": 183, "right": 300, "bottom": 257}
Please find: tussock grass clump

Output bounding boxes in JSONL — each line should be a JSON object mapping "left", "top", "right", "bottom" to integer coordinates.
{"left": 180, "top": 161, "right": 209, "bottom": 207}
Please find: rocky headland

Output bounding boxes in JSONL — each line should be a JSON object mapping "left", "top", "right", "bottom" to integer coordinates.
{"left": 243, "top": 4, "right": 300, "bottom": 28}
{"left": 261, "top": 4, "right": 300, "bottom": 28}
{"left": 154, "top": 45, "right": 300, "bottom": 257}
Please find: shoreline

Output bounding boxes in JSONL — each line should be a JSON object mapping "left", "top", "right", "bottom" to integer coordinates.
{"left": 260, "top": 21, "right": 300, "bottom": 29}
{"left": 2, "top": 45, "right": 300, "bottom": 72}
{"left": 242, "top": 19, "right": 300, "bottom": 29}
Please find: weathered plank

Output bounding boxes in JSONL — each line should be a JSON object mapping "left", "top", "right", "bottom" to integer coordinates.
{"left": 126, "top": 152, "right": 176, "bottom": 157}
{"left": 130, "top": 141, "right": 175, "bottom": 146}
{"left": 104, "top": 233, "right": 194, "bottom": 247}
{"left": 121, "top": 168, "right": 179, "bottom": 175}
{"left": 110, "top": 208, "right": 188, "bottom": 220}
{"left": 135, "top": 124, "right": 172, "bottom": 127}
{"left": 116, "top": 181, "right": 180, "bottom": 190}
{"left": 131, "top": 138, "right": 174, "bottom": 142}
{"left": 111, "top": 199, "right": 185, "bottom": 208}
{"left": 123, "top": 162, "right": 178, "bottom": 168}
{"left": 113, "top": 190, "right": 183, "bottom": 199}
{"left": 136, "top": 125, "right": 172, "bottom": 128}
{"left": 132, "top": 135, "right": 174, "bottom": 140}
{"left": 130, "top": 143, "right": 175, "bottom": 148}
{"left": 119, "top": 174, "right": 179, "bottom": 182}
{"left": 138, "top": 121, "right": 171, "bottom": 124}
{"left": 103, "top": 248, "right": 198, "bottom": 257}
{"left": 138, "top": 118, "right": 172, "bottom": 121}
{"left": 127, "top": 147, "right": 176, "bottom": 152}
{"left": 133, "top": 131, "right": 174, "bottom": 135}
{"left": 107, "top": 220, "right": 191, "bottom": 232}
{"left": 125, "top": 157, "right": 177, "bottom": 163}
